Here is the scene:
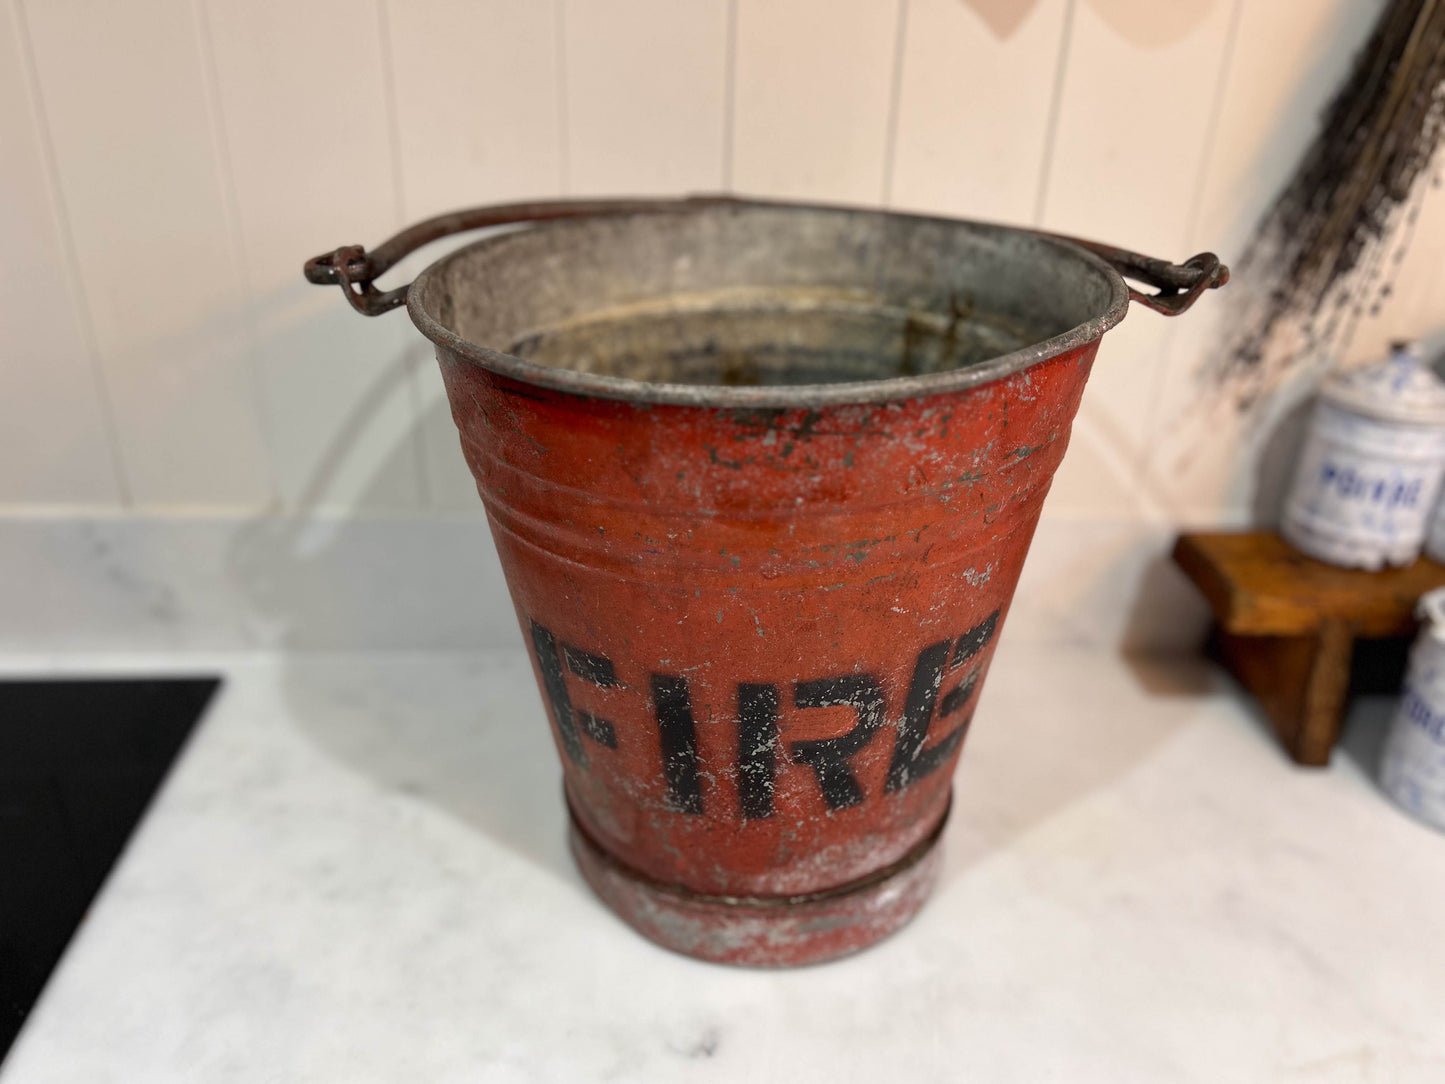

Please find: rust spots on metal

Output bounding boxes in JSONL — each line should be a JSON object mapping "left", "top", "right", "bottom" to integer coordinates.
{"left": 444, "top": 350, "right": 1089, "bottom": 964}
{"left": 303, "top": 198, "right": 1225, "bottom": 966}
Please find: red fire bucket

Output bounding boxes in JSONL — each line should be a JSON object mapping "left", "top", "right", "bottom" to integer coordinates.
{"left": 306, "top": 197, "right": 1225, "bottom": 966}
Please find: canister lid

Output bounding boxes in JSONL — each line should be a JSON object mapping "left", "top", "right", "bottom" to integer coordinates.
{"left": 1321, "top": 343, "right": 1445, "bottom": 425}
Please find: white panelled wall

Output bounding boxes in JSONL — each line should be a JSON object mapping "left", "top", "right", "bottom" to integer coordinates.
{"left": 2, "top": 0, "right": 1441, "bottom": 652}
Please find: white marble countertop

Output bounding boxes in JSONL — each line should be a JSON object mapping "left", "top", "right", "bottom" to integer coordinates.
{"left": 4, "top": 645, "right": 1444, "bottom": 1083}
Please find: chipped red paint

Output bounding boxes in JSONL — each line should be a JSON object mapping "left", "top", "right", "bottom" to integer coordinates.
{"left": 304, "top": 197, "right": 1226, "bottom": 965}
{"left": 436, "top": 337, "right": 1099, "bottom": 965}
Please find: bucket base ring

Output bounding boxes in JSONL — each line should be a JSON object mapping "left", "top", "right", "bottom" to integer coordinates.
{"left": 567, "top": 796, "right": 949, "bottom": 968}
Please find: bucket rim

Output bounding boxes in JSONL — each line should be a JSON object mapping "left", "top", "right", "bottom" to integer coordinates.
{"left": 405, "top": 198, "right": 1131, "bottom": 408}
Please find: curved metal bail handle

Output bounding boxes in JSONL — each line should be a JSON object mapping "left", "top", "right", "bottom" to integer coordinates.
{"left": 303, "top": 197, "right": 729, "bottom": 317}
{"left": 305, "top": 196, "right": 1231, "bottom": 318}
{"left": 1049, "top": 234, "right": 1230, "bottom": 316}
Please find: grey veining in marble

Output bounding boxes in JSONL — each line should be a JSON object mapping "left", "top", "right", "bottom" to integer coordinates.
{"left": 4, "top": 647, "right": 1443, "bottom": 1082}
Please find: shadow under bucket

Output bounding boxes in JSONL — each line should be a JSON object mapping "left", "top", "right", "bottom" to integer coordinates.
{"left": 306, "top": 197, "right": 1226, "bottom": 966}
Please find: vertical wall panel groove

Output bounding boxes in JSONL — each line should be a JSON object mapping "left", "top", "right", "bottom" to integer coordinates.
{"left": 373, "top": 0, "right": 431, "bottom": 507}
{"left": 190, "top": 0, "right": 278, "bottom": 506}
{"left": 555, "top": 0, "right": 572, "bottom": 195}
{"left": 1032, "top": 0, "right": 1239, "bottom": 514}
{"left": 1032, "top": 0, "right": 1076, "bottom": 227}
{"left": 731, "top": 0, "right": 901, "bottom": 203}
{"left": 721, "top": 0, "right": 738, "bottom": 190}
{"left": 1126, "top": 0, "right": 1245, "bottom": 515}
{"left": 1, "top": 0, "right": 126, "bottom": 506}
{"left": 1148, "top": 0, "right": 1395, "bottom": 520}
{"left": 890, "top": 0, "right": 1073, "bottom": 225}
{"left": 561, "top": 0, "right": 729, "bottom": 197}
{"left": 375, "top": 0, "right": 410, "bottom": 231}
{"left": 384, "top": 0, "right": 565, "bottom": 509}
{"left": 1174, "top": 0, "right": 1246, "bottom": 266}
{"left": 3, "top": 0, "right": 1442, "bottom": 531}
{"left": 385, "top": 0, "right": 564, "bottom": 216}
{"left": 22, "top": 0, "right": 274, "bottom": 509}
{"left": 204, "top": 0, "right": 422, "bottom": 513}
{"left": 879, "top": 0, "right": 911, "bottom": 205}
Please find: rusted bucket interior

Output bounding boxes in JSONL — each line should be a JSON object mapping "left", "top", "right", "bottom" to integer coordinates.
{"left": 413, "top": 204, "right": 1120, "bottom": 389}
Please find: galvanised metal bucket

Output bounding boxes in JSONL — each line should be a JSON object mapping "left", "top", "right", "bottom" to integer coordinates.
{"left": 306, "top": 197, "right": 1226, "bottom": 966}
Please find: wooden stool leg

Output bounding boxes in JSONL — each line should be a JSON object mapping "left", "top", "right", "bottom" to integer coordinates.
{"left": 1213, "top": 619, "right": 1354, "bottom": 766}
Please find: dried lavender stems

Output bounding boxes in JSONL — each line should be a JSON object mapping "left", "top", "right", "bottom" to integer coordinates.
{"left": 1221, "top": 0, "right": 1445, "bottom": 397}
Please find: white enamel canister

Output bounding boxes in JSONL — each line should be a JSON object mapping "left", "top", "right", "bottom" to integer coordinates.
{"left": 1281, "top": 345, "right": 1445, "bottom": 570}
{"left": 1381, "top": 588, "right": 1445, "bottom": 831}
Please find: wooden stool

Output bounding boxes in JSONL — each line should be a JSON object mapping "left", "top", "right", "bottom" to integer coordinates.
{"left": 1172, "top": 531, "right": 1445, "bottom": 765}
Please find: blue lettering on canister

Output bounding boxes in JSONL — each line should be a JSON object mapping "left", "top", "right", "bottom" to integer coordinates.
{"left": 1401, "top": 686, "right": 1445, "bottom": 742}
{"left": 1317, "top": 459, "right": 1425, "bottom": 510}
